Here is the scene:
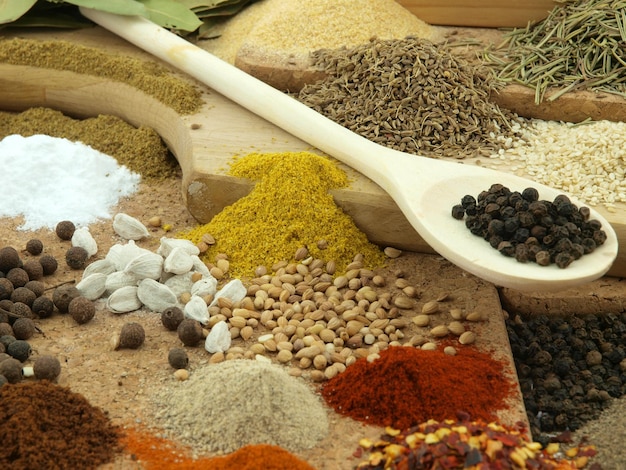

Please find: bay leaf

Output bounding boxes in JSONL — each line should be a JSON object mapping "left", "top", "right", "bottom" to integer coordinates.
{"left": 138, "top": 0, "right": 202, "bottom": 31}
{"left": 62, "top": 0, "right": 147, "bottom": 16}
{"left": 0, "top": 0, "right": 38, "bottom": 24}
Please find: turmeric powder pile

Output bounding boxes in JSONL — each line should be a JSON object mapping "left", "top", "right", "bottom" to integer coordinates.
{"left": 180, "top": 151, "right": 385, "bottom": 278}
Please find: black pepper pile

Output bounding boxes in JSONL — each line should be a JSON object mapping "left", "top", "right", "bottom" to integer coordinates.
{"left": 452, "top": 184, "right": 606, "bottom": 267}
{"left": 507, "top": 311, "right": 626, "bottom": 446}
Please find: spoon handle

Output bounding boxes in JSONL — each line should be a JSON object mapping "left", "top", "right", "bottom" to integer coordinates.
{"left": 79, "top": 8, "right": 400, "bottom": 187}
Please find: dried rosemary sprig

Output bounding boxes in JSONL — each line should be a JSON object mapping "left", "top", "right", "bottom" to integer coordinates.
{"left": 487, "top": 0, "right": 626, "bottom": 103}
{"left": 298, "top": 37, "right": 522, "bottom": 159}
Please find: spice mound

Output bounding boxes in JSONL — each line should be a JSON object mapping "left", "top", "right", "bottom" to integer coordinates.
{"left": 298, "top": 37, "right": 522, "bottom": 159}
{"left": 321, "top": 345, "right": 514, "bottom": 430}
{"left": 0, "top": 381, "right": 121, "bottom": 469}
{"left": 451, "top": 183, "right": 606, "bottom": 268}
{"left": 356, "top": 419, "right": 597, "bottom": 470}
{"left": 122, "top": 427, "right": 316, "bottom": 470}
{"left": 0, "top": 38, "right": 202, "bottom": 115}
{"left": 180, "top": 151, "right": 386, "bottom": 277}
{"left": 152, "top": 359, "right": 329, "bottom": 455}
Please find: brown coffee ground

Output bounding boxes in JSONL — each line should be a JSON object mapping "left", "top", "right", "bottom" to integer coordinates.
{"left": 0, "top": 107, "right": 178, "bottom": 180}
{"left": 0, "top": 380, "right": 121, "bottom": 469}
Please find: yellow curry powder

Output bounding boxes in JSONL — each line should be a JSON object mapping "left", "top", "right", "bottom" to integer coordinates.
{"left": 180, "top": 152, "right": 386, "bottom": 278}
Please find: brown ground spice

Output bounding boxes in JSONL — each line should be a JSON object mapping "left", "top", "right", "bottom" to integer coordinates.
{"left": 0, "top": 107, "right": 179, "bottom": 180}
{"left": 0, "top": 38, "right": 202, "bottom": 115}
{"left": 0, "top": 380, "right": 121, "bottom": 469}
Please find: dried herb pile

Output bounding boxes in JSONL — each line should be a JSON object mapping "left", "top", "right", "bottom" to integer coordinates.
{"left": 488, "top": 0, "right": 626, "bottom": 103}
{"left": 0, "top": 108, "right": 178, "bottom": 181}
{"left": 298, "top": 37, "right": 522, "bottom": 159}
{"left": 0, "top": 38, "right": 202, "bottom": 115}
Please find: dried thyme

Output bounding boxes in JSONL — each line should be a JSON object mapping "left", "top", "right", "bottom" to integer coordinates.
{"left": 487, "top": 0, "right": 626, "bottom": 103}
{"left": 0, "top": 38, "right": 202, "bottom": 115}
{"left": 298, "top": 37, "right": 523, "bottom": 159}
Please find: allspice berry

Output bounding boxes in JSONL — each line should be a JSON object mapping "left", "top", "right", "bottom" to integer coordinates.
{"left": 0, "top": 246, "right": 20, "bottom": 273}
{"left": 21, "top": 259, "right": 44, "bottom": 281}
{"left": 177, "top": 318, "right": 203, "bottom": 347}
{"left": 0, "top": 278, "right": 14, "bottom": 300}
{"left": 55, "top": 220, "right": 76, "bottom": 240}
{"left": 33, "top": 355, "right": 61, "bottom": 381}
{"left": 25, "top": 239, "right": 44, "bottom": 256}
{"left": 10, "top": 302, "right": 33, "bottom": 319}
{"left": 68, "top": 297, "right": 96, "bottom": 325}
{"left": 24, "top": 280, "right": 45, "bottom": 298}
{"left": 11, "top": 287, "right": 36, "bottom": 307}
{"left": 117, "top": 322, "right": 145, "bottom": 350}
{"left": 31, "top": 296, "right": 55, "bottom": 319}
{"left": 39, "top": 255, "right": 58, "bottom": 276}
{"left": 0, "top": 323, "right": 13, "bottom": 337}
{"left": 0, "top": 357, "right": 22, "bottom": 383}
{"left": 65, "top": 246, "right": 88, "bottom": 270}
{"left": 6, "top": 268, "right": 29, "bottom": 288}
{"left": 7, "top": 339, "right": 31, "bottom": 362}
{"left": 161, "top": 306, "right": 184, "bottom": 331}
{"left": 168, "top": 347, "right": 189, "bottom": 369}
{"left": 52, "top": 285, "right": 80, "bottom": 313}
{"left": 11, "top": 317, "right": 36, "bottom": 340}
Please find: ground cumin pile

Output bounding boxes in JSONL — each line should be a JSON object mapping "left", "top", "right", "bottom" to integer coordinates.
{"left": 180, "top": 151, "right": 386, "bottom": 277}
{"left": 0, "top": 38, "right": 202, "bottom": 115}
{"left": 0, "top": 107, "right": 178, "bottom": 180}
{"left": 0, "top": 380, "right": 121, "bottom": 469}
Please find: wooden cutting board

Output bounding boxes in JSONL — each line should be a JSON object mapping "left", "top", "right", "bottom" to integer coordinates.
{"left": 1, "top": 26, "right": 625, "bottom": 279}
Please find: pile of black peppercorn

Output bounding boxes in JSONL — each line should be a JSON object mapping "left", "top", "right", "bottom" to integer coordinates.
{"left": 451, "top": 184, "right": 607, "bottom": 268}
{"left": 506, "top": 311, "right": 626, "bottom": 446}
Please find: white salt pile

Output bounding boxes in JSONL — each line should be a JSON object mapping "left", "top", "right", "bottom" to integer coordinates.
{"left": 153, "top": 359, "right": 329, "bottom": 455}
{"left": 0, "top": 134, "right": 140, "bottom": 231}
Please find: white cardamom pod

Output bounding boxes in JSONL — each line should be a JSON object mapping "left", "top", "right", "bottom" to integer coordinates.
{"left": 105, "top": 240, "right": 153, "bottom": 271}
{"left": 113, "top": 213, "right": 150, "bottom": 240}
{"left": 190, "top": 277, "right": 218, "bottom": 298}
{"left": 106, "top": 285, "right": 142, "bottom": 314}
{"left": 191, "top": 255, "right": 211, "bottom": 277}
{"left": 71, "top": 227, "right": 98, "bottom": 257}
{"left": 137, "top": 278, "right": 178, "bottom": 313}
{"left": 124, "top": 252, "right": 164, "bottom": 280}
{"left": 157, "top": 237, "right": 200, "bottom": 258}
{"left": 184, "top": 294, "right": 209, "bottom": 324}
{"left": 163, "top": 272, "right": 194, "bottom": 298}
{"left": 105, "top": 271, "right": 139, "bottom": 294}
{"left": 208, "top": 279, "right": 247, "bottom": 308}
{"left": 82, "top": 259, "right": 116, "bottom": 280}
{"left": 163, "top": 246, "right": 194, "bottom": 275}
{"left": 76, "top": 273, "right": 107, "bottom": 301}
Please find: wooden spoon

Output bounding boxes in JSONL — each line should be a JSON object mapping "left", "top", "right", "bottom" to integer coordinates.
{"left": 80, "top": 8, "right": 618, "bottom": 292}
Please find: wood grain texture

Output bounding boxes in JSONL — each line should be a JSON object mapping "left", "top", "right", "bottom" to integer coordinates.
{"left": 395, "top": 0, "right": 557, "bottom": 27}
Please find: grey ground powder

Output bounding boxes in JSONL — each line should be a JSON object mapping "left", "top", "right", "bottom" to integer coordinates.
{"left": 152, "top": 359, "right": 329, "bottom": 455}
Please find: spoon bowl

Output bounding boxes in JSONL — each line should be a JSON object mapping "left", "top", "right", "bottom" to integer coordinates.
{"left": 80, "top": 8, "right": 618, "bottom": 291}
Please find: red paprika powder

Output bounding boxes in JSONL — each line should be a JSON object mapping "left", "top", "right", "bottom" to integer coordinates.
{"left": 321, "top": 345, "right": 515, "bottom": 430}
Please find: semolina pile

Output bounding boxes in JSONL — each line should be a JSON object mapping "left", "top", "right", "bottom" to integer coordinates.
{"left": 180, "top": 151, "right": 386, "bottom": 278}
